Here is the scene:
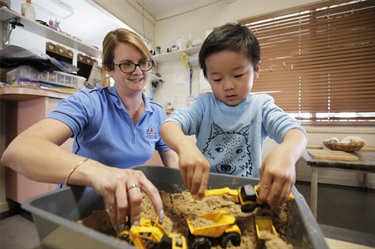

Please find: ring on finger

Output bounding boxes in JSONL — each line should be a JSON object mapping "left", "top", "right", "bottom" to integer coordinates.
{"left": 106, "top": 205, "right": 114, "bottom": 212}
{"left": 127, "top": 183, "right": 141, "bottom": 191}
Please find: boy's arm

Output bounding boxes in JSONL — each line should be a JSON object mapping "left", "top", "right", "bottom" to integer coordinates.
{"left": 160, "top": 121, "right": 210, "bottom": 199}
{"left": 158, "top": 149, "right": 179, "bottom": 169}
{"left": 257, "top": 128, "right": 307, "bottom": 207}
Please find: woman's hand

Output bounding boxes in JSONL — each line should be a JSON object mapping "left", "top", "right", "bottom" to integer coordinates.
{"left": 88, "top": 166, "right": 163, "bottom": 231}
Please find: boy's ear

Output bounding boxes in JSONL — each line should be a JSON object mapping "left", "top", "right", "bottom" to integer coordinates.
{"left": 255, "top": 61, "right": 261, "bottom": 79}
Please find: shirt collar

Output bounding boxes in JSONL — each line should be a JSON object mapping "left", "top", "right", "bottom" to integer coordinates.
{"left": 108, "top": 86, "right": 153, "bottom": 112}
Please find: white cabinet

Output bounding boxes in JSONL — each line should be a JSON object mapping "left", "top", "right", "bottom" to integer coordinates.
{"left": 0, "top": 6, "right": 101, "bottom": 58}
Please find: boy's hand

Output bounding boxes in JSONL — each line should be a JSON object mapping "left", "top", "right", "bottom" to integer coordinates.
{"left": 178, "top": 144, "right": 210, "bottom": 200}
{"left": 257, "top": 144, "right": 296, "bottom": 208}
{"left": 160, "top": 121, "right": 211, "bottom": 200}
{"left": 258, "top": 129, "right": 306, "bottom": 208}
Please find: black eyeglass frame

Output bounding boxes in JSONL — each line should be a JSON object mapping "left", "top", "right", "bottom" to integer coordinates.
{"left": 113, "top": 60, "right": 154, "bottom": 74}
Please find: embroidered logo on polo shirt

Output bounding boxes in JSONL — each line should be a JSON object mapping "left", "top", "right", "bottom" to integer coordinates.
{"left": 146, "top": 127, "right": 158, "bottom": 140}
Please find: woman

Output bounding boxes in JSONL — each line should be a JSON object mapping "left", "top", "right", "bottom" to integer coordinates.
{"left": 1, "top": 28, "right": 178, "bottom": 231}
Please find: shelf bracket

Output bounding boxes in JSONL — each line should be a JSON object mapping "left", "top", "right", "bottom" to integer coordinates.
{"left": 2, "top": 17, "right": 23, "bottom": 47}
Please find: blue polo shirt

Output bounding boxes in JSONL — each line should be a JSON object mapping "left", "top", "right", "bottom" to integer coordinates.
{"left": 47, "top": 86, "right": 169, "bottom": 168}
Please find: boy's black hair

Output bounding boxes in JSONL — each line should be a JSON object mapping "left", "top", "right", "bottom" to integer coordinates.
{"left": 199, "top": 23, "right": 260, "bottom": 77}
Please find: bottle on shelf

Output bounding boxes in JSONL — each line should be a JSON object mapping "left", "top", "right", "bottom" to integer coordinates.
{"left": 156, "top": 46, "right": 161, "bottom": 55}
{"left": 176, "top": 36, "right": 187, "bottom": 50}
{"left": 187, "top": 34, "right": 192, "bottom": 48}
{"left": 21, "top": 0, "right": 36, "bottom": 21}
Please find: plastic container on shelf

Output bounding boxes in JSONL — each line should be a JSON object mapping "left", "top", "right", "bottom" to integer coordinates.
{"left": 176, "top": 36, "right": 187, "bottom": 50}
{"left": 6, "top": 65, "right": 86, "bottom": 89}
{"left": 21, "top": 0, "right": 36, "bottom": 21}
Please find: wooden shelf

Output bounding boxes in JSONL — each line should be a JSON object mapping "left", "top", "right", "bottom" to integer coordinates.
{"left": 0, "top": 6, "right": 101, "bottom": 58}
{"left": 153, "top": 46, "right": 201, "bottom": 64}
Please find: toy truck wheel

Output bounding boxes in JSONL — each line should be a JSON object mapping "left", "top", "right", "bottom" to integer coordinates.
{"left": 221, "top": 232, "right": 241, "bottom": 248}
{"left": 241, "top": 204, "right": 257, "bottom": 212}
{"left": 191, "top": 237, "right": 211, "bottom": 249}
{"left": 117, "top": 232, "right": 131, "bottom": 244}
{"left": 159, "top": 236, "right": 172, "bottom": 249}
{"left": 144, "top": 239, "right": 158, "bottom": 249}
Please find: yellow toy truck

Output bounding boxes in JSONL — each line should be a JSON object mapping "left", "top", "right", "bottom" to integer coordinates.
{"left": 187, "top": 210, "right": 241, "bottom": 249}
{"left": 117, "top": 216, "right": 186, "bottom": 249}
{"left": 255, "top": 216, "right": 278, "bottom": 241}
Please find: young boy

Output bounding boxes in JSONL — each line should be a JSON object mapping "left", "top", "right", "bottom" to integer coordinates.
{"left": 160, "top": 23, "right": 307, "bottom": 208}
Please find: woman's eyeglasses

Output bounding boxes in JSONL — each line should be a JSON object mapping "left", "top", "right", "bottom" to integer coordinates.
{"left": 114, "top": 60, "right": 153, "bottom": 74}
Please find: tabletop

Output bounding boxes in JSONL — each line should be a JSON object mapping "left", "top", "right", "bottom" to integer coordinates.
{"left": 302, "top": 150, "right": 375, "bottom": 173}
{"left": 0, "top": 86, "right": 71, "bottom": 101}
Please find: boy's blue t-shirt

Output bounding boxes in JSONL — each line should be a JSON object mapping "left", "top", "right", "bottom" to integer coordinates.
{"left": 165, "top": 92, "right": 306, "bottom": 178}
{"left": 47, "top": 86, "right": 169, "bottom": 169}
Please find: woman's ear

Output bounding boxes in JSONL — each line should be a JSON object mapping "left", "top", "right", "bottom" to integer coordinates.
{"left": 104, "top": 66, "right": 112, "bottom": 78}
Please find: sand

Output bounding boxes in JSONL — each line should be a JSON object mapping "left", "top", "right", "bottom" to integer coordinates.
{"left": 78, "top": 190, "right": 293, "bottom": 249}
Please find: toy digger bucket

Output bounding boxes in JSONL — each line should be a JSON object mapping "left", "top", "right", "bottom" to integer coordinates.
{"left": 255, "top": 216, "right": 278, "bottom": 240}
{"left": 187, "top": 210, "right": 239, "bottom": 238}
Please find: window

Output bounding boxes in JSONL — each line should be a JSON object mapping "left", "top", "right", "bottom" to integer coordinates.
{"left": 240, "top": 0, "right": 375, "bottom": 126}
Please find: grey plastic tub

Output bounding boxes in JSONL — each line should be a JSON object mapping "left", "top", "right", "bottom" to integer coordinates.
{"left": 22, "top": 166, "right": 329, "bottom": 249}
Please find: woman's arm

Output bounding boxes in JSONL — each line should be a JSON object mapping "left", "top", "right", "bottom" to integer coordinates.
{"left": 1, "top": 118, "right": 78, "bottom": 183}
{"left": 1, "top": 118, "right": 164, "bottom": 229}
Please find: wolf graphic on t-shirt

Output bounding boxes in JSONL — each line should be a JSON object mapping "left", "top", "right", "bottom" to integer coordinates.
{"left": 202, "top": 122, "right": 252, "bottom": 176}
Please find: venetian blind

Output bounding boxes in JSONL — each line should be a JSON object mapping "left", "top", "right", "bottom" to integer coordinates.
{"left": 239, "top": 0, "right": 375, "bottom": 126}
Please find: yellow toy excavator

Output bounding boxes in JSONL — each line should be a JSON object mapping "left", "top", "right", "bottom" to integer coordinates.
{"left": 204, "top": 184, "right": 293, "bottom": 243}
{"left": 117, "top": 216, "right": 186, "bottom": 249}
{"left": 204, "top": 184, "right": 295, "bottom": 212}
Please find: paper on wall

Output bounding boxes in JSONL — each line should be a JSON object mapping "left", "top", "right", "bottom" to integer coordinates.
{"left": 174, "top": 65, "right": 186, "bottom": 85}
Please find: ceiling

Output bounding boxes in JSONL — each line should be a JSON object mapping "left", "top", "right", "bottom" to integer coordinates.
{"left": 141, "top": 0, "right": 220, "bottom": 20}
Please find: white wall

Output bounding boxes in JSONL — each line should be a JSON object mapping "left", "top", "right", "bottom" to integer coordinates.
{"left": 151, "top": 0, "right": 375, "bottom": 189}
{"left": 94, "top": 0, "right": 155, "bottom": 42}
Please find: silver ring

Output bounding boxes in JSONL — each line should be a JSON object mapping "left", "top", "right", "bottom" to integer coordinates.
{"left": 106, "top": 205, "right": 114, "bottom": 212}
{"left": 127, "top": 183, "right": 141, "bottom": 191}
